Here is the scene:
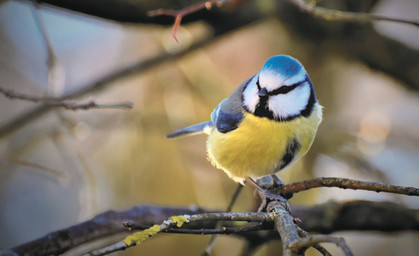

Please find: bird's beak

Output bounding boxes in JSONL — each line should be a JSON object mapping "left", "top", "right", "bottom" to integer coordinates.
{"left": 257, "top": 87, "right": 268, "bottom": 97}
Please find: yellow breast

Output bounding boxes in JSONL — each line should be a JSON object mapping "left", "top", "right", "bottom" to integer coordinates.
{"left": 206, "top": 104, "right": 322, "bottom": 183}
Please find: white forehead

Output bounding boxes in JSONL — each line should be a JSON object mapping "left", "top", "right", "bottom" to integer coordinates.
{"left": 259, "top": 68, "right": 307, "bottom": 91}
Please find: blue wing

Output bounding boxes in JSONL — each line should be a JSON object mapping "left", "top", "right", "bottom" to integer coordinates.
{"left": 211, "top": 104, "right": 243, "bottom": 133}
{"left": 166, "top": 76, "right": 253, "bottom": 138}
{"left": 211, "top": 76, "right": 253, "bottom": 133}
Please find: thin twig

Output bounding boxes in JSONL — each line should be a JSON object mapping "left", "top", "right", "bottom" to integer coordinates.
{"left": 83, "top": 241, "right": 127, "bottom": 256}
{"left": 186, "top": 212, "right": 273, "bottom": 222}
{"left": 126, "top": 222, "right": 266, "bottom": 234}
{"left": 289, "top": 0, "right": 419, "bottom": 27}
{"left": 294, "top": 218, "right": 352, "bottom": 256}
{"left": 290, "top": 234, "right": 353, "bottom": 256}
{"left": 0, "top": 87, "right": 133, "bottom": 111}
{"left": 147, "top": 0, "right": 225, "bottom": 42}
{"left": 31, "top": 0, "right": 65, "bottom": 95}
{"left": 165, "top": 223, "right": 265, "bottom": 234}
{"left": 280, "top": 177, "right": 419, "bottom": 196}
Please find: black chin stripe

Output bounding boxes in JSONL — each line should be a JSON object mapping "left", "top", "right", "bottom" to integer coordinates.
{"left": 253, "top": 95, "right": 274, "bottom": 120}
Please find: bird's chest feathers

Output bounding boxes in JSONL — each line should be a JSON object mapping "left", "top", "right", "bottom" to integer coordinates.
{"left": 207, "top": 112, "right": 318, "bottom": 182}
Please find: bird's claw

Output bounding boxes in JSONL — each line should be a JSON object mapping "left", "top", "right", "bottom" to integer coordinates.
{"left": 255, "top": 188, "right": 292, "bottom": 213}
{"left": 246, "top": 177, "right": 292, "bottom": 213}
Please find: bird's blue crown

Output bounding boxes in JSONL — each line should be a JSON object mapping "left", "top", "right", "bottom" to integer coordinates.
{"left": 261, "top": 55, "right": 302, "bottom": 78}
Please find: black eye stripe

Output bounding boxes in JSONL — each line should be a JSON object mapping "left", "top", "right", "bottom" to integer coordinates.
{"left": 268, "top": 80, "right": 306, "bottom": 96}
{"left": 257, "top": 77, "right": 306, "bottom": 95}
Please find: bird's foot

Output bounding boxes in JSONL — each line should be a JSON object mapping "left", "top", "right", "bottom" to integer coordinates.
{"left": 245, "top": 176, "right": 292, "bottom": 213}
{"left": 256, "top": 189, "right": 291, "bottom": 213}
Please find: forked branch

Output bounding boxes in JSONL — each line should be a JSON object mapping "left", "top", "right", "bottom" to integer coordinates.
{"left": 147, "top": 0, "right": 225, "bottom": 42}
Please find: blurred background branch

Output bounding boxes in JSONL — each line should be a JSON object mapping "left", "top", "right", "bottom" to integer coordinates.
{"left": 0, "top": 0, "right": 412, "bottom": 141}
{"left": 0, "top": 3, "right": 253, "bottom": 138}
{"left": 0, "top": 87, "right": 133, "bottom": 110}
{"left": 31, "top": 0, "right": 419, "bottom": 88}
{"left": 30, "top": 0, "right": 65, "bottom": 95}
{"left": 290, "top": 0, "right": 419, "bottom": 27}
{"left": 2, "top": 0, "right": 417, "bottom": 137}
{"left": 0, "top": 0, "right": 419, "bottom": 138}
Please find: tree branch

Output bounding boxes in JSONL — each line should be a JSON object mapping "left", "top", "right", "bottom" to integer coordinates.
{"left": 4, "top": 205, "right": 208, "bottom": 256}
{"left": 0, "top": 87, "right": 133, "bottom": 110}
{"left": 84, "top": 212, "right": 273, "bottom": 256}
{"left": 278, "top": 177, "right": 419, "bottom": 197}
{"left": 267, "top": 200, "right": 353, "bottom": 256}
{"left": 267, "top": 201, "right": 299, "bottom": 256}
{"left": 4, "top": 200, "right": 418, "bottom": 256}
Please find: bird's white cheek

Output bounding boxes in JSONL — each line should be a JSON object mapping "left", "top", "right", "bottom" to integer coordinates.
{"left": 268, "top": 84, "right": 310, "bottom": 118}
{"left": 243, "top": 83, "right": 259, "bottom": 112}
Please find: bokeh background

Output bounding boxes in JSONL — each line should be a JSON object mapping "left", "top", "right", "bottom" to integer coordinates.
{"left": 0, "top": 0, "right": 418, "bottom": 255}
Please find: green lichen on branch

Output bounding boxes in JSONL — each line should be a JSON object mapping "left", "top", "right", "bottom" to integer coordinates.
{"left": 169, "top": 215, "right": 190, "bottom": 227}
{"left": 122, "top": 224, "right": 161, "bottom": 246}
{"left": 122, "top": 215, "right": 190, "bottom": 246}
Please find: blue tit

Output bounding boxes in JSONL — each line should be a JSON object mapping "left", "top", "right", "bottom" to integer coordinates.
{"left": 167, "top": 55, "right": 322, "bottom": 185}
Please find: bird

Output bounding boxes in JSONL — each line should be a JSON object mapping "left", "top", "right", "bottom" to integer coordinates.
{"left": 167, "top": 55, "right": 322, "bottom": 196}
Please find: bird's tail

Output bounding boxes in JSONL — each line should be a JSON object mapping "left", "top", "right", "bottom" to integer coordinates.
{"left": 166, "top": 121, "right": 213, "bottom": 139}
